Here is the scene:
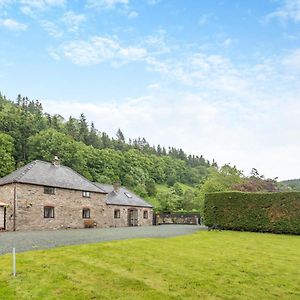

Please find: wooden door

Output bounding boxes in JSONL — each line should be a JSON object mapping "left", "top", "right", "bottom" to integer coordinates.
{"left": 0, "top": 206, "right": 5, "bottom": 230}
{"left": 128, "top": 209, "right": 138, "bottom": 226}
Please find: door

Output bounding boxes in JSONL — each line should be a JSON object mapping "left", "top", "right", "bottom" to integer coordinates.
{"left": 128, "top": 209, "right": 138, "bottom": 226}
{"left": 0, "top": 206, "right": 5, "bottom": 230}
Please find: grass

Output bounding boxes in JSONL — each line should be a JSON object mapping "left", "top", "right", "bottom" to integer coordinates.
{"left": 0, "top": 231, "right": 299, "bottom": 299}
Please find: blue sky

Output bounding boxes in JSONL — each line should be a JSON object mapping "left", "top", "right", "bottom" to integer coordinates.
{"left": 1, "top": 0, "right": 300, "bottom": 179}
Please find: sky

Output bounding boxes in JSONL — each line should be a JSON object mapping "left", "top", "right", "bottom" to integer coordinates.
{"left": 0, "top": 0, "right": 300, "bottom": 180}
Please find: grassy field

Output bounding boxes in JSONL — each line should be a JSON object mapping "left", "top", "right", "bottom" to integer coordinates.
{"left": 0, "top": 231, "right": 299, "bottom": 300}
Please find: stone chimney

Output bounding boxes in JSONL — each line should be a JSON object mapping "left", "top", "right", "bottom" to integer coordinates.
{"left": 113, "top": 181, "right": 121, "bottom": 193}
{"left": 52, "top": 156, "right": 60, "bottom": 166}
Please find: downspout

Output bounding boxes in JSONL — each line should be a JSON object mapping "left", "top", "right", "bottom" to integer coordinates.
{"left": 13, "top": 183, "right": 17, "bottom": 231}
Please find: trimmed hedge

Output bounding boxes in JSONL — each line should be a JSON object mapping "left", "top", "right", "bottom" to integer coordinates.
{"left": 204, "top": 192, "right": 300, "bottom": 234}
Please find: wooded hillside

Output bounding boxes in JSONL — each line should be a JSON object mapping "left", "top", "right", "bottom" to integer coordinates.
{"left": 0, "top": 93, "right": 286, "bottom": 212}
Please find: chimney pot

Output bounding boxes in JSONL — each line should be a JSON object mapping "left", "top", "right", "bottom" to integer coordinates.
{"left": 113, "top": 182, "right": 120, "bottom": 193}
{"left": 52, "top": 156, "right": 60, "bottom": 166}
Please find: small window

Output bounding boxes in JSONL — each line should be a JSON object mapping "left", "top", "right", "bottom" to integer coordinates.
{"left": 143, "top": 210, "right": 148, "bottom": 219}
{"left": 44, "top": 186, "right": 55, "bottom": 195}
{"left": 82, "top": 208, "right": 90, "bottom": 219}
{"left": 82, "top": 191, "right": 91, "bottom": 198}
{"left": 124, "top": 192, "right": 132, "bottom": 198}
{"left": 114, "top": 209, "right": 120, "bottom": 219}
{"left": 44, "top": 206, "right": 54, "bottom": 218}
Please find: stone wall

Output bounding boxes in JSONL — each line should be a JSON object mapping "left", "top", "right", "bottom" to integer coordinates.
{"left": 0, "top": 183, "right": 153, "bottom": 231}
{"left": 105, "top": 205, "right": 153, "bottom": 227}
{"left": 0, "top": 183, "right": 15, "bottom": 231}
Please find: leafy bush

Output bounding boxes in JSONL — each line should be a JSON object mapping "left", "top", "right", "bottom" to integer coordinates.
{"left": 204, "top": 192, "right": 300, "bottom": 234}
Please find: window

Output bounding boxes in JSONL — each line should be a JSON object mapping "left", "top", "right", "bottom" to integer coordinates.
{"left": 82, "top": 191, "right": 91, "bottom": 198}
{"left": 44, "top": 206, "right": 54, "bottom": 218}
{"left": 143, "top": 210, "right": 148, "bottom": 219}
{"left": 44, "top": 186, "right": 55, "bottom": 195}
{"left": 114, "top": 209, "right": 120, "bottom": 219}
{"left": 124, "top": 192, "right": 132, "bottom": 198}
{"left": 82, "top": 208, "right": 90, "bottom": 219}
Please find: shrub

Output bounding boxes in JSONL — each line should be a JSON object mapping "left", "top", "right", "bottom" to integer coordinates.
{"left": 84, "top": 220, "right": 96, "bottom": 228}
{"left": 204, "top": 192, "right": 300, "bottom": 234}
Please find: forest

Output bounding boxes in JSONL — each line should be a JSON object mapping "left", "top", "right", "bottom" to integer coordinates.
{"left": 0, "top": 93, "right": 289, "bottom": 213}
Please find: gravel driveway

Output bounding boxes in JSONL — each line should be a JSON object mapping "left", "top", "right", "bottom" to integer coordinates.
{"left": 0, "top": 225, "right": 206, "bottom": 255}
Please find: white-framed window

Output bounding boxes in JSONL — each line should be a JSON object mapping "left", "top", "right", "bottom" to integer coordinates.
{"left": 44, "top": 186, "right": 55, "bottom": 195}
{"left": 82, "top": 208, "right": 91, "bottom": 219}
{"left": 82, "top": 191, "right": 91, "bottom": 198}
{"left": 114, "top": 209, "right": 120, "bottom": 219}
{"left": 44, "top": 206, "right": 54, "bottom": 218}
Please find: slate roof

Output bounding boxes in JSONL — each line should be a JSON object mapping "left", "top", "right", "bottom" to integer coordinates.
{"left": 0, "top": 160, "right": 106, "bottom": 193}
{"left": 94, "top": 183, "right": 153, "bottom": 208}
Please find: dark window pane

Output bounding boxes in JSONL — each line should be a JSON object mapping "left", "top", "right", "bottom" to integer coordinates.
{"left": 44, "top": 186, "right": 55, "bottom": 195}
{"left": 44, "top": 207, "right": 54, "bottom": 218}
{"left": 82, "top": 208, "right": 90, "bottom": 219}
{"left": 114, "top": 209, "right": 120, "bottom": 219}
{"left": 143, "top": 211, "right": 148, "bottom": 219}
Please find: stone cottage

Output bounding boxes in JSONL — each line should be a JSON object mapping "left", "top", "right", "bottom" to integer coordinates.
{"left": 0, "top": 159, "right": 153, "bottom": 231}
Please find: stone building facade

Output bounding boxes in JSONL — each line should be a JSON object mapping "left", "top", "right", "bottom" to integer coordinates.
{"left": 0, "top": 160, "right": 153, "bottom": 231}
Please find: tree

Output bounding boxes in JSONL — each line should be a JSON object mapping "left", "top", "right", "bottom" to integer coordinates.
{"left": 0, "top": 133, "right": 15, "bottom": 177}
{"left": 145, "top": 178, "right": 157, "bottom": 196}
{"left": 116, "top": 128, "right": 125, "bottom": 142}
{"left": 197, "top": 164, "right": 244, "bottom": 213}
{"left": 157, "top": 190, "right": 180, "bottom": 213}
{"left": 79, "top": 113, "right": 89, "bottom": 144}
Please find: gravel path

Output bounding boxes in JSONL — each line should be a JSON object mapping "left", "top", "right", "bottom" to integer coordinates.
{"left": 0, "top": 225, "right": 206, "bottom": 255}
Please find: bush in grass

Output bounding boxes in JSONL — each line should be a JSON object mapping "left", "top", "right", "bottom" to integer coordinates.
{"left": 204, "top": 192, "right": 300, "bottom": 234}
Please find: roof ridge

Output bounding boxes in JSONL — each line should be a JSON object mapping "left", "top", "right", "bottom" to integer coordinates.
{"left": 63, "top": 165, "right": 107, "bottom": 193}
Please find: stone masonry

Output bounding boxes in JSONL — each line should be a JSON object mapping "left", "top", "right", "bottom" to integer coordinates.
{"left": 0, "top": 183, "right": 153, "bottom": 231}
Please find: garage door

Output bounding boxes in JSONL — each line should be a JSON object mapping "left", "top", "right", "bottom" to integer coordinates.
{"left": 0, "top": 206, "right": 5, "bottom": 229}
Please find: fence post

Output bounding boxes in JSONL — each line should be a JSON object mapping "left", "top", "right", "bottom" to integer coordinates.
{"left": 12, "top": 248, "right": 16, "bottom": 277}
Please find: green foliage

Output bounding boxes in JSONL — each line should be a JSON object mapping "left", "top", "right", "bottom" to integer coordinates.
{"left": 281, "top": 179, "right": 300, "bottom": 191}
{"left": 204, "top": 191, "right": 300, "bottom": 234}
{"left": 133, "top": 184, "right": 148, "bottom": 198}
{"left": 0, "top": 93, "right": 211, "bottom": 201}
{"left": 157, "top": 190, "right": 180, "bottom": 213}
{"left": 0, "top": 133, "right": 15, "bottom": 177}
{"left": 145, "top": 178, "right": 157, "bottom": 196}
{"left": 197, "top": 165, "right": 244, "bottom": 213}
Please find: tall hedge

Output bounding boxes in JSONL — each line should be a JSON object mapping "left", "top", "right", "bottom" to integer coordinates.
{"left": 204, "top": 192, "right": 300, "bottom": 234}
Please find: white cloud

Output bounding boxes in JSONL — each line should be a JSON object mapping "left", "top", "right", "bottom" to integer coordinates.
{"left": 127, "top": 10, "right": 138, "bottom": 19}
{"left": 86, "top": 0, "right": 129, "bottom": 9}
{"left": 266, "top": 0, "right": 300, "bottom": 23}
{"left": 0, "top": 18, "right": 27, "bottom": 30}
{"left": 0, "top": 0, "right": 14, "bottom": 7}
{"left": 220, "top": 38, "right": 235, "bottom": 48}
{"left": 40, "top": 20, "right": 63, "bottom": 37}
{"left": 47, "top": 47, "right": 60, "bottom": 60}
{"left": 57, "top": 36, "right": 147, "bottom": 66}
{"left": 20, "top": 0, "right": 65, "bottom": 8}
{"left": 147, "top": 0, "right": 160, "bottom": 5}
{"left": 61, "top": 11, "right": 86, "bottom": 32}
{"left": 198, "top": 13, "right": 214, "bottom": 26}
{"left": 283, "top": 48, "right": 300, "bottom": 70}
{"left": 19, "top": 0, "right": 65, "bottom": 15}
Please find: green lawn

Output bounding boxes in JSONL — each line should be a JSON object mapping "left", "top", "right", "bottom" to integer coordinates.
{"left": 0, "top": 231, "right": 299, "bottom": 300}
